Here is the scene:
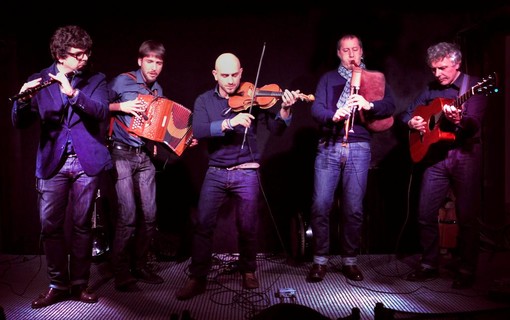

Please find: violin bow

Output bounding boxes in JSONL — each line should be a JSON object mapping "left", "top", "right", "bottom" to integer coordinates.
{"left": 241, "top": 42, "right": 266, "bottom": 149}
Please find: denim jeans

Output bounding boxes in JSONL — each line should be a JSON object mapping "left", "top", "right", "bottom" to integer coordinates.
{"left": 37, "top": 155, "right": 99, "bottom": 290}
{"left": 189, "top": 167, "right": 259, "bottom": 278}
{"left": 418, "top": 145, "right": 482, "bottom": 274}
{"left": 310, "top": 141, "right": 371, "bottom": 265}
{"left": 110, "top": 149, "right": 157, "bottom": 274}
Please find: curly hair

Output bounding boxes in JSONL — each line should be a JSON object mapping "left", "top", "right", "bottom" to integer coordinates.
{"left": 49, "top": 25, "right": 92, "bottom": 61}
{"left": 426, "top": 42, "right": 462, "bottom": 67}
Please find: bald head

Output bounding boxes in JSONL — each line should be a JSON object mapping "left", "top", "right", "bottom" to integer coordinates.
{"left": 212, "top": 53, "right": 243, "bottom": 97}
{"left": 215, "top": 53, "right": 241, "bottom": 73}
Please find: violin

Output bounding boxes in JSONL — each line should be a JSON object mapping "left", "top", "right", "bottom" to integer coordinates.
{"left": 228, "top": 82, "right": 314, "bottom": 112}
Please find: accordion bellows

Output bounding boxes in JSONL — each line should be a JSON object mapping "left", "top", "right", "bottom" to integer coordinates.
{"left": 129, "top": 94, "right": 193, "bottom": 156}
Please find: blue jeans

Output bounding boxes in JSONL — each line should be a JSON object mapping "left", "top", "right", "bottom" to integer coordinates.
{"left": 310, "top": 141, "right": 371, "bottom": 265}
{"left": 417, "top": 145, "right": 482, "bottom": 274}
{"left": 110, "top": 149, "right": 157, "bottom": 273}
{"left": 37, "top": 155, "right": 99, "bottom": 290}
{"left": 189, "top": 167, "right": 259, "bottom": 278}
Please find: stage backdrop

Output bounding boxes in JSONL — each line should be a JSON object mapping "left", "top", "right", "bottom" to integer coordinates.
{"left": 1, "top": 4, "right": 508, "bottom": 256}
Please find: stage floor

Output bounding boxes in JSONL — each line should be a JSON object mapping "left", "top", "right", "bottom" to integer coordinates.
{"left": 1, "top": 251, "right": 510, "bottom": 320}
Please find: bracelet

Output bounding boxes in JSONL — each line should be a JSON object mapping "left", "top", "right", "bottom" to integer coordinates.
{"left": 225, "top": 118, "right": 234, "bottom": 130}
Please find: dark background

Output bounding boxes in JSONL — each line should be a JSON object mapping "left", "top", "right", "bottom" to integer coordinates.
{"left": 1, "top": 2, "right": 509, "bottom": 258}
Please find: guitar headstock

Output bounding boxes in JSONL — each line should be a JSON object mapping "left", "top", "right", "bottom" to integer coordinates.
{"left": 474, "top": 72, "right": 499, "bottom": 96}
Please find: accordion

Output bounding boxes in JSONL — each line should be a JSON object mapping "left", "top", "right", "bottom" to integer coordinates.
{"left": 128, "top": 94, "right": 193, "bottom": 156}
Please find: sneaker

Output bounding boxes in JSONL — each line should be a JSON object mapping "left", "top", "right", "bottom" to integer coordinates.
{"left": 132, "top": 267, "right": 164, "bottom": 284}
{"left": 176, "top": 277, "right": 207, "bottom": 300}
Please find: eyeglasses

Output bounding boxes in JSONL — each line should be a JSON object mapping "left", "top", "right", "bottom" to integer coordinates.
{"left": 67, "top": 50, "right": 91, "bottom": 60}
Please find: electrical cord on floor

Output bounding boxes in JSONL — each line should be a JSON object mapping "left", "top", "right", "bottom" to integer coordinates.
{"left": 0, "top": 238, "right": 43, "bottom": 298}
{"left": 245, "top": 136, "right": 291, "bottom": 260}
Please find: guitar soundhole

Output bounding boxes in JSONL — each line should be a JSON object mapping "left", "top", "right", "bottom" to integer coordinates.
{"left": 428, "top": 116, "right": 436, "bottom": 131}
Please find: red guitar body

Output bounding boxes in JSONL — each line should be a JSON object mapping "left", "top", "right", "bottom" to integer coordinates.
{"left": 409, "top": 98, "right": 456, "bottom": 163}
{"left": 409, "top": 72, "right": 497, "bottom": 163}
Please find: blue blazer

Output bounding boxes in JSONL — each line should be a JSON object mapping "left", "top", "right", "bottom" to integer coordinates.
{"left": 12, "top": 63, "right": 112, "bottom": 179}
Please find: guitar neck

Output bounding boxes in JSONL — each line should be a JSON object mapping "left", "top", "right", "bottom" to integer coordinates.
{"left": 454, "top": 89, "right": 474, "bottom": 109}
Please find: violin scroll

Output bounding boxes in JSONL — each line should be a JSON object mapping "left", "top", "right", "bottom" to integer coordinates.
{"left": 296, "top": 93, "right": 315, "bottom": 102}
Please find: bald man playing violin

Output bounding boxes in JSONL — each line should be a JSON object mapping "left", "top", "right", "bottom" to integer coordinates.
{"left": 176, "top": 52, "right": 300, "bottom": 300}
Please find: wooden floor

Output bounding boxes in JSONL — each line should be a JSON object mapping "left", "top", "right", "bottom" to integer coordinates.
{"left": 1, "top": 251, "right": 510, "bottom": 320}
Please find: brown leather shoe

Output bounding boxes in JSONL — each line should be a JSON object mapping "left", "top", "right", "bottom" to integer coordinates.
{"left": 307, "top": 263, "right": 327, "bottom": 282}
{"left": 242, "top": 272, "right": 259, "bottom": 290}
{"left": 342, "top": 265, "right": 364, "bottom": 281}
{"left": 31, "top": 287, "right": 69, "bottom": 309}
{"left": 176, "top": 277, "right": 207, "bottom": 300}
{"left": 71, "top": 285, "right": 98, "bottom": 303}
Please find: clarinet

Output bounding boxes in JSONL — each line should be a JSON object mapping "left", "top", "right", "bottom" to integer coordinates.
{"left": 343, "top": 62, "right": 362, "bottom": 143}
{"left": 9, "top": 71, "right": 78, "bottom": 102}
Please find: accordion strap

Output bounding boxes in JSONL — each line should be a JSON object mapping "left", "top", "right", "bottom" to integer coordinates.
{"left": 108, "top": 72, "right": 157, "bottom": 139}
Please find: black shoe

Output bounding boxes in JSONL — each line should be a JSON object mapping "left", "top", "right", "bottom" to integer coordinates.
{"left": 176, "top": 277, "right": 207, "bottom": 300}
{"left": 132, "top": 267, "right": 164, "bottom": 284}
{"left": 307, "top": 263, "right": 327, "bottom": 282}
{"left": 452, "top": 273, "right": 475, "bottom": 289}
{"left": 70, "top": 285, "right": 98, "bottom": 303}
{"left": 115, "top": 270, "right": 138, "bottom": 291}
{"left": 405, "top": 267, "right": 439, "bottom": 282}
{"left": 342, "top": 265, "right": 364, "bottom": 281}
{"left": 31, "top": 287, "right": 69, "bottom": 309}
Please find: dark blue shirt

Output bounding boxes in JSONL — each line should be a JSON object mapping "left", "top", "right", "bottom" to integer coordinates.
{"left": 311, "top": 69, "right": 396, "bottom": 143}
{"left": 192, "top": 86, "right": 291, "bottom": 168}
{"left": 108, "top": 70, "right": 164, "bottom": 147}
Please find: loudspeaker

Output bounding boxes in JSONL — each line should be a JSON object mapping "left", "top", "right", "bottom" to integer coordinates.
{"left": 251, "top": 303, "right": 329, "bottom": 320}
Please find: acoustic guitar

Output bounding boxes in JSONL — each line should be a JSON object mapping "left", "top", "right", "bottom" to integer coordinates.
{"left": 409, "top": 72, "right": 497, "bottom": 163}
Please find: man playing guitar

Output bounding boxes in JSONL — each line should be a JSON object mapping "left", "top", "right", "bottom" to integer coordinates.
{"left": 401, "top": 42, "right": 491, "bottom": 289}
